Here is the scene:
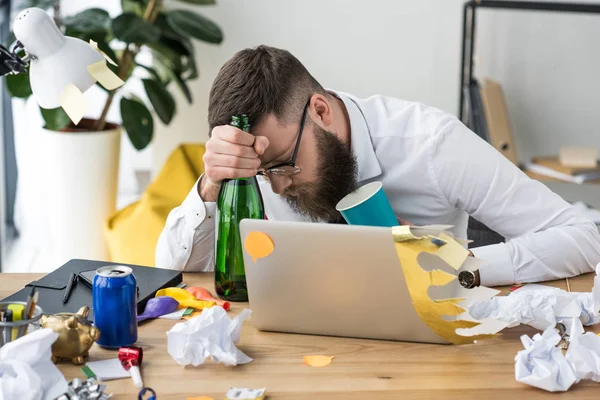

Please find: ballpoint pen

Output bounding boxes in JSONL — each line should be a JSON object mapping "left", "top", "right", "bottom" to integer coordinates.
{"left": 63, "top": 272, "right": 77, "bottom": 304}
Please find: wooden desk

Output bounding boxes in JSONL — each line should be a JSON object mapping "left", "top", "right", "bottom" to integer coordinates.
{"left": 1, "top": 272, "right": 600, "bottom": 399}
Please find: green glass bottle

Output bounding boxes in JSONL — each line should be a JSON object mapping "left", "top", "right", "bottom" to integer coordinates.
{"left": 215, "top": 115, "right": 265, "bottom": 301}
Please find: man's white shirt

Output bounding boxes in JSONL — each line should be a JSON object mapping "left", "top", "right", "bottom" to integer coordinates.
{"left": 155, "top": 90, "right": 600, "bottom": 286}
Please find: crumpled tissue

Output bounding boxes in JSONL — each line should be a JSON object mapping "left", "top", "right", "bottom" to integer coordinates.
{"left": 167, "top": 306, "right": 252, "bottom": 367}
{"left": 468, "top": 262, "right": 600, "bottom": 330}
{"left": 468, "top": 286, "right": 598, "bottom": 330}
{"left": 516, "top": 317, "right": 600, "bottom": 392}
{"left": 0, "top": 328, "right": 68, "bottom": 400}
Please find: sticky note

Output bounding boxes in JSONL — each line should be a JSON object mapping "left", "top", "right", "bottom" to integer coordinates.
{"left": 59, "top": 83, "right": 88, "bottom": 125}
{"left": 244, "top": 231, "right": 274, "bottom": 262}
{"left": 89, "top": 39, "right": 117, "bottom": 66}
{"left": 85, "top": 358, "right": 129, "bottom": 380}
{"left": 87, "top": 61, "right": 125, "bottom": 90}
{"left": 304, "top": 355, "right": 334, "bottom": 367}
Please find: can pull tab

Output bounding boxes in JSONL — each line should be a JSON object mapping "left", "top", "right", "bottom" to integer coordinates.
{"left": 138, "top": 387, "right": 156, "bottom": 400}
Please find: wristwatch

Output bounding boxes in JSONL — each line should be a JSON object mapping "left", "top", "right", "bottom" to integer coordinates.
{"left": 458, "top": 270, "right": 478, "bottom": 289}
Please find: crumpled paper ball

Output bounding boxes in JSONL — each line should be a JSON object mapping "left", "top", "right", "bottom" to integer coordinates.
{"left": 516, "top": 317, "right": 600, "bottom": 392}
{"left": 469, "top": 286, "right": 599, "bottom": 331}
{"left": 167, "top": 306, "right": 252, "bottom": 367}
{"left": 0, "top": 328, "right": 68, "bottom": 400}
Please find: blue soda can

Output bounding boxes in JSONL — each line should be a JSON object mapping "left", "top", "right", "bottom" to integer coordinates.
{"left": 93, "top": 265, "right": 138, "bottom": 348}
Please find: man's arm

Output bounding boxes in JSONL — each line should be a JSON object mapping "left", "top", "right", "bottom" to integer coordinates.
{"left": 430, "top": 116, "right": 600, "bottom": 286}
{"left": 155, "top": 177, "right": 218, "bottom": 271}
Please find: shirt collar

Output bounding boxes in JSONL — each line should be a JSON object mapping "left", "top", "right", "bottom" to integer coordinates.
{"left": 330, "top": 90, "right": 382, "bottom": 183}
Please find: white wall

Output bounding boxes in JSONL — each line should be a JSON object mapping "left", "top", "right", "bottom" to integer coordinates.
{"left": 153, "top": 0, "right": 466, "bottom": 172}
{"left": 476, "top": 2, "right": 600, "bottom": 163}
{"left": 154, "top": 0, "right": 600, "bottom": 175}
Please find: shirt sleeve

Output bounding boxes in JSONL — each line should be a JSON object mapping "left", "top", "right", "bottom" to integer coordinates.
{"left": 155, "top": 177, "right": 217, "bottom": 272}
{"left": 429, "top": 116, "right": 600, "bottom": 286}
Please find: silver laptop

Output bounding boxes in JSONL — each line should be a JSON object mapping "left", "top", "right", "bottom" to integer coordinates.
{"left": 239, "top": 219, "right": 457, "bottom": 344}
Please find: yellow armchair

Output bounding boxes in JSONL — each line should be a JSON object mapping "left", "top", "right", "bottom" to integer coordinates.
{"left": 105, "top": 143, "right": 206, "bottom": 266}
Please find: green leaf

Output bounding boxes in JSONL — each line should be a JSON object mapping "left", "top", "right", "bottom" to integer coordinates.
{"left": 173, "top": 0, "right": 216, "bottom": 4}
{"left": 136, "top": 63, "right": 162, "bottom": 82}
{"left": 183, "top": 55, "right": 199, "bottom": 80}
{"left": 165, "top": 69, "right": 193, "bottom": 104}
{"left": 165, "top": 10, "right": 223, "bottom": 44}
{"left": 148, "top": 42, "right": 183, "bottom": 74}
{"left": 41, "top": 107, "right": 71, "bottom": 131}
{"left": 63, "top": 8, "right": 110, "bottom": 34}
{"left": 142, "top": 79, "right": 176, "bottom": 125}
{"left": 120, "top": 97, "right": 154, "bottom": 150}
{"left": 5, "top": 72, "right": 32, "bottom": 99}
{"left": 121, "top": 0, "right": 144, "bottom": 16}
{"left": 112, "top": 13, "right": 161, "bottom": 44}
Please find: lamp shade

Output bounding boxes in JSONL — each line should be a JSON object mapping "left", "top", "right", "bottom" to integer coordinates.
{"left": 13, "top": 8, "right": 104, "bottom": 109}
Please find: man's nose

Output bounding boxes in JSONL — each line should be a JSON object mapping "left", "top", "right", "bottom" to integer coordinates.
{"left": 269, "top": 175, "right": 293, "bottom": 195}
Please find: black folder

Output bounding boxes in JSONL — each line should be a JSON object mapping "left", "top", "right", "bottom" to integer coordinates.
{"left": 1, "top": 259, "right": 183, "bottom": 318}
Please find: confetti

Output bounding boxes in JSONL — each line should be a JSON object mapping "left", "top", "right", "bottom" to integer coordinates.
{"left": 304, "top": 355, "right": 334, "bottom": 367}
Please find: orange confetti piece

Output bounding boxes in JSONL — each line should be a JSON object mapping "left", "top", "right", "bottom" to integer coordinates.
{"left": 304, "top": 355, "right": 334, "bottom": 367}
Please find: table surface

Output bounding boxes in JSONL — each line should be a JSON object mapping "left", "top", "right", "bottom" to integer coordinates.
{"left": 1, "top": 272, "right": 600, "bottom": 399}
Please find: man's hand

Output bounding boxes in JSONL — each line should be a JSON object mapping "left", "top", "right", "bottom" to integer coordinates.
{"left": 199, "top": 125, "right": 269, "bottom": 201}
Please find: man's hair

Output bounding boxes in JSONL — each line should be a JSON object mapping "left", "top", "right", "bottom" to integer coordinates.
{"left": 208, "top": 45, "right": 327, "bottom": 132}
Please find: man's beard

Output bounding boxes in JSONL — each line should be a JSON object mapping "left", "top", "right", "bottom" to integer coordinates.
{"left": 282, "top": 125, "right": 358, "bottom": 223}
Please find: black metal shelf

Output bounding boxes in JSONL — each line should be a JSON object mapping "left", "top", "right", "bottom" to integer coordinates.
{"left": 459, "top": 0, "right": 600, "bottom": 123}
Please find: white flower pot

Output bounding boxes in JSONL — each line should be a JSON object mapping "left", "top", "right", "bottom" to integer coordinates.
{"left": 39, "top": 119, "right": 121, "bottom": 266}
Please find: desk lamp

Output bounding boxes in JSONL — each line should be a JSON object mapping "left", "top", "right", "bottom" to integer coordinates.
{"left": 0, "top": 7, "right": 122, "bottom": 122}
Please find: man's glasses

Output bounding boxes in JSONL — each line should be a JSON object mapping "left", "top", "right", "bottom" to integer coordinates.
{"left": 258, "top": 100, "right": 309, "bottom": 178}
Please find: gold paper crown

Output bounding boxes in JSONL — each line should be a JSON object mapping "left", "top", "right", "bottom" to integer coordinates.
{"left": 392, "top": 226, "right": 497, "bottom": 345}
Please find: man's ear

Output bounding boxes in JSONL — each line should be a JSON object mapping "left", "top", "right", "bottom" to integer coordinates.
{"left": 309, "top": 93, "right": 334, "bottom": 128}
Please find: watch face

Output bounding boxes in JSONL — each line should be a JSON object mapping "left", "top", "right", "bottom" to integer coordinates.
{"left": 459, "top": 271, "right": 475, "bottom": 288}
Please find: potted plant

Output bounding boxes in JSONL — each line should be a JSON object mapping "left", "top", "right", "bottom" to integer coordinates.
{"left": 5, "top": 0, "right": 223, "bottom": 264}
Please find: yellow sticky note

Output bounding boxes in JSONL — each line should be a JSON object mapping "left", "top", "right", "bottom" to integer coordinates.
{"left": 304, "top": 355, "right": 334, "bottom": 367}
{"left": 87, "top": 61, "right": 124, "bottom": 90}
{"left": 89, "top": 39, "right": 118, "bottom": 66}
{"left": 59, "top": 83, "right": 88, "bottom": 125}
{"left": 244, "top": 231, "right": 274, "bottom": 262}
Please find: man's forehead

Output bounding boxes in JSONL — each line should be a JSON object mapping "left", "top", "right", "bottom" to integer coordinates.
{"left": 253, "top": 114, "right": 297, "bottom": 159}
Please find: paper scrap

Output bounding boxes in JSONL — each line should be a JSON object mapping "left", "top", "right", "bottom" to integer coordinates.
{"left": 304, "top": 355, "right": 334, "bottom": 367}
{"left": 88, "top": 39, "right": 118, "bottom": 66}
{"left": 85, "top": 358, "right": 129, "bottom": 381}
{"left": 159, "top": 308, "right": 187, "bottom": 320}
{"left": 225, "top": 387, "right": 266, "bottom": 400}
{"left": 87, "top": 61, "right": 125, "bottom": 90}
{"left": 0, "top": 328, "right": 68, "bottom": 400}
{"left": 59, "top": 83, "right": 88, "bottom": 125}
{"left": 392, "top": 226, "right": 499, "bottom": 344}
{"left": 167, "top": 307, "right": 252, "bottom": 367}
{"left": 244, "top": 231, "right": 274, "bottom": 262}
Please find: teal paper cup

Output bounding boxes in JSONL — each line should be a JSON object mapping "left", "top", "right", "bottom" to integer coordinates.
{"left": 335, "top": 181, "right": 397, "bottom": 227}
